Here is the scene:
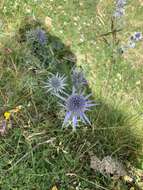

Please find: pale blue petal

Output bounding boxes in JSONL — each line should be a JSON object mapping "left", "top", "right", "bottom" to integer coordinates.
{"left": 80, "top": 113, "right": 86, "bottom": 124}
{"left": 72, "top": 86, "right": 76, "bottom": 94}
{"left": 83, "top": 113, "right": 91, "bottom": 125}
{"left": 86, "top": 103, "right": 96, "bottom": 107}
{"left": 63, "top": 111, "right": 71, "bottom": 125}
{"left": 86, "top": 100, "right": 95, "bottom": 103}
{"left": 72, "top": 115, "right": 78, "bottom": 129}
{"left": 85, "top": 93, "right": 92, "bottom": 99}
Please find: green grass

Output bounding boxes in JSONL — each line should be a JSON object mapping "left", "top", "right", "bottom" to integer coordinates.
{"left": 0, "top": 0, "right": 143, "bottom": 189}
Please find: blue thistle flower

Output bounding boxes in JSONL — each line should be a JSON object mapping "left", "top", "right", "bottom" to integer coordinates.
{"left": 43, "top": 73, "right": 67, "bottom": 95}
{"left": 114, "top": 7, "right": 125, "bottom": 18}
{"left": 26, "top": 28, "right": 47, "bottom": 45}
{"left": 36, "top": 28, "right": 47, "bottom": 45}
{"left": 72, "top": 68, "right": 88, "bottom": 89}
{"left": 130, "top": 32, "right": 142, "bottom": 42}
{"left": 59, "top": 88, "right": 96, "bottom": 130}
{"left": 114, "top": 0, "right": 127, "bottom": 18}
{"left": 118, "top": 31, "right": 142, "bottom": 54}
{"left": 116, "top": 0, "right": 126, "bottom": 7}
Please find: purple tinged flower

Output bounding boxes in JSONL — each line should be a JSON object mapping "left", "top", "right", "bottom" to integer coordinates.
{"left": 130, "top": 32, "right": 142, "bottom": 42}
{"left": 59, "top": 88, "right": 96, "bottom": 130}
{"left": 43, "top": 73, "right": 67, "bottom": 95}
{"left": 36, "top": 29, "right": 47, "bottom": 45}
{"left": 0, "top": 120, "right": 6, "bottom": 135}
{"left": 114, "top": 8, "right": 125, "bottom": 18}
{"left": 71, "top": 68, "right": 88, "bottom": 89}
{"left": 26, "top": 28, "right": 47, "bottom": 45}
{"left": 119, "top": 31, "right": 142, "bottom": 54}
{"left": 114, "top": 0, "right": 127, "bottom": 18}
{"left": 116, "top": 0, "right": 127, "bottom": 7}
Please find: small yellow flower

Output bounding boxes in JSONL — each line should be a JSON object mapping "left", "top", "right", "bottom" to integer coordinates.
{"left": 4, "top": 105, "right": 22, "bottom": 120}
{"left": 4, "top": 112, "right": 11, "bottom": 120}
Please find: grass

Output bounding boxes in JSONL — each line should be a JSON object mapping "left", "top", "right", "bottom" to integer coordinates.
{"left": 0, "top": 0, "right": 143, "bottom": 189}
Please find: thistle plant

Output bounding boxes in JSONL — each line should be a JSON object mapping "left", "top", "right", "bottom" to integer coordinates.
{"left": 43, "top": 73, "right": 67, "bottom": 95}
{"left": 59, "top": 88, "right": 96, "bottom": 130}
{"left": 130, "top": 32, "right": 142, "bottom": 42}
{"left": 114, "top": 7, "right": 125, "bottom": 18}
{"left": 119, "top": 32, "right": 142, "bottom": 54}
{"left": 71, "top": 67, "right": 87, "bottom": 90}
{"left": 36, "top": 29, "right": 47, "bottom": 45}
{"left": 114, "top": 0, "right": 127, "bottom": 18}
{"left": 128, "top": 32, "right": 142, "bottom": 49}
{"left": 26, "top": 28, "right": 47, "bottom": 45}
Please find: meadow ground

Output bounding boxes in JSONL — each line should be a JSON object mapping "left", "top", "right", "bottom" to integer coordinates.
{"left": 0, "top": 0, "right": 143, "bottom": 189}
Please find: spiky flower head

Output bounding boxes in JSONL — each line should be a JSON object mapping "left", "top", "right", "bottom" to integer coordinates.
{"left": 60, "top": 88, "right": 96, "bottom": 130}
{"left": 130, "top": 32, "right": 142, "bottom": 42}
{"left": 116, "top": 0, "right": 126, "bottom": 7}
{"left": 71, "top": 67, "right": 88, "bottom": 89}
{"left": 114, "top": 0, "right": 126, "bottom": 18}
{"left": 114, "top": 7, "right": 125, "bottom": 18}
{"left": 44, "top": 73, "right": 67, "bottom": 95}
{"left": 36, "top": 28, "right": 47, "bottom": 45}
{"left": 26, "top": 28, "right": 47, "bottom": 45}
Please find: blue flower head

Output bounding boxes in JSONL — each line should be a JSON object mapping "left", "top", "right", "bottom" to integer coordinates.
{"left": 130, "top": 32, "right": 142, "bottom": 42}
{"left": 26, "top": 28, "right": 47, "bottom": 45}
{"left": 60, "top": 88, "right": 96, "bottom": 130}
{"left": 43, "top": 73, "right": 67, "bottom": 95}
{"left": 116, "top": 0, "right": 126, "bottom": 7}
{"left": 71, "top": 68, "right": 88, "bottom": 89}
{"left": 114, "top": 7, "right": 125, "bottom": 18}
{"left": 114, "top": 0, "right": 126, "bottom": 18}
{"left": 36, "top": 28, "right": 47, "bottom": 45}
